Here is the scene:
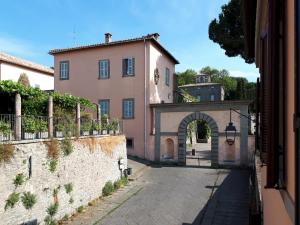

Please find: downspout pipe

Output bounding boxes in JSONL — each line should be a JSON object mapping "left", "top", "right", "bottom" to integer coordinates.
{"left": 295, "top": 0, "right": 300, "bottom": 224}
{"left": 144, "top": 38, "right": 147, "bottom": 159}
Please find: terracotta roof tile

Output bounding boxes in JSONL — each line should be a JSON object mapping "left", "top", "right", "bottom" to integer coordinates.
{"left": 49, "top": 33, "right": 179, "bottom": 64}
{"left": 0, "top": 52, "right": 54, "bottom": 75}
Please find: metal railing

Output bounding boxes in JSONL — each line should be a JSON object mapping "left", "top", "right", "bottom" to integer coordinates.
{"left": 21, "top": 115, "right": 49, "bottom": 140}
{"left": 0, "top": 114, "right": 15, "bottom": 142}
{"left": 0, "top": 114, "right": 123, "bottom": 142}
{"left": 53, "top": 116, "right": 76, "bottom": 138}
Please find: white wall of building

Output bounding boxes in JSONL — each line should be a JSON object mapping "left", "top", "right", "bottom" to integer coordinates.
{"left": 0, "top": 63, "right": 54, "bottom": 90}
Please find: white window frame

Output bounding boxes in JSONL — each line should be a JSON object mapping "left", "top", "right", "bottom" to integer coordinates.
{"left": 60, "top": 61, "right": 69, "bottom": 80}
{"left": 123, "top": 99, "right": 134, "bottom": 119}
{"left": 99, "top": 60, "right": 109, "bottom": 79}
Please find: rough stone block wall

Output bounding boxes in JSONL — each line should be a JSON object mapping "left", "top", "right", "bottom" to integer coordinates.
{"left": 0, "top": 135, "right": 127, "bottom": 225}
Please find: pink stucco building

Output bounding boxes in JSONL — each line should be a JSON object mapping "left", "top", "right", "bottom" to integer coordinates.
{"left": 49, "top": 33, "right": 179, "bottom": 160}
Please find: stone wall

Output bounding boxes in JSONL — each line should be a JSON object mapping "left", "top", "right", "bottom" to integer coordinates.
{"left": 0, "top": 135, "right": 127, "bottom": 225}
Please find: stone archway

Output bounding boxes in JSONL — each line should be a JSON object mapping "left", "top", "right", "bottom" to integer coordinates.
{"left": 177, "top": 112, "right": 219, "bottom": 167}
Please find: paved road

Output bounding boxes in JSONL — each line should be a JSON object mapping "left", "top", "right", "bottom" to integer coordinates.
{"left": 96, "top": 167, "right": 249, "bottom": 225}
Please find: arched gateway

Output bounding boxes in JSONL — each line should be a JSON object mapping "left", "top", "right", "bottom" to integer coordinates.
{"left": 177, "top": 112, "right": 218, "bottom": 167}
{"left": 151, "top": 101, "right": 250, "bottom": 168}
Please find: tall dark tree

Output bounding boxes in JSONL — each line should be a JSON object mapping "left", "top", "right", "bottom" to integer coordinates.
{"left": 209, "top": 0, "right": 254, "bottom": 63}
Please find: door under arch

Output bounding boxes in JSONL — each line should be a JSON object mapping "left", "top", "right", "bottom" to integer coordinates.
{"left": 177, "top": 112, "right": 219, "bottom": 167}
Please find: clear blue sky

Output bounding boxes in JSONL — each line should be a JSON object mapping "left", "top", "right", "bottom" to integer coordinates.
{"left": 0, "top": 0, "right": 259, "bottom": 82}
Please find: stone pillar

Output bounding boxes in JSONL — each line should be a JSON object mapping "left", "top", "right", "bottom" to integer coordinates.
{"left": 76, "top": 103, "right": 81, "bottom": 136}
{"left": 15, "top": 93, "right": 21, "bottom": 141}
{"left": 240, "top": 106, "right": 249, "bottom": 167}
{"left": 97, "top": 104, "right": 101, "bottom": 127}
{"left": 48, "top": 96, "right": 53, "bottom": 138}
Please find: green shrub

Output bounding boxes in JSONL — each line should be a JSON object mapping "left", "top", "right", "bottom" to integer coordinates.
{"left": 44, "top": 215, "right": 57, "bottom": 225}
{"left": 0, "top": 121, "right": 11, "bottom": 135}
{"left": 14, "top": 173, "right": 25, "bottom": 188}
{"left": 61, "top": 138, "right": 73, "bottom": 156}
{"left": 91, "top": 122, "right": 101, "bottom": 131}
{"left": 121, "top": 176, "right": 129, "bottom": 186}
{"left": 4, "top": 192, "right": 20, "bottom": 210}
{"left": 111, "top": 119, "right": 119, "bottom": 132}
{"left": 23, "top": 116, "right": 36, "bottom": 133}
{"left": 102, "top": 181, "right": 114, "bottom": 196}
{"left": 64, "top": 183, "right": 73, "bottom": 194}
{"left": 36, "top": 119, "right": 48, "bottom": 132}
{"left": 81, "top": 112, "right": 92, "bottom": 132}
{"left": 47, "top": 203, "right": 59, "bottom": 217}
{"left": 49, "top": 159, "right": 58, "bottom": 173}
{"left": 21, "top": 192, "right": 37, "bottom": 209}
{"left": 55, "top": 123, "right": 64, "bottom": 132}
{"left": 77, "top": 206, "right": 84, "bottom": 213}
{"left": 114, "top": 179, "right": 122, "bottom": 190}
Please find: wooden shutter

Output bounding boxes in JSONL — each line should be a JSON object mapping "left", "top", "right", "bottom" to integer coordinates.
{"left": 265, "top": 0, "right": 280, "bottom": 188}
{"left": 107, "top": 60, "right": 110, "bottom": 78}
{"left": 122, "top": 59, "right": 127, "bottom": 76}
{"left": 132, "top": 58, "right": 135, "bottom": 75}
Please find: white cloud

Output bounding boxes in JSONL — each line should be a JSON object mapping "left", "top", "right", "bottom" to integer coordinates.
{"left": 229, "top": 70, "right": 259, "bottom": 82}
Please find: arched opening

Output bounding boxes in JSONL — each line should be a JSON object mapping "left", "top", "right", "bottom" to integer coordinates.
{"left": 178, "top": 112, "right": 218, "bottom": 167}
{"left": 166, "top": 138, "right": 174, "bottom": 159}
{"left": 186, "top": 119, "right": 212, "bottom": 166}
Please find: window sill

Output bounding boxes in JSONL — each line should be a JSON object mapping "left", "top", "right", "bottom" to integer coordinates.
{"left": 122, "top": 74, "right": 135, "bottom": 77}
{"left": 122, "top": 117, "right": 134, "bottom": 120}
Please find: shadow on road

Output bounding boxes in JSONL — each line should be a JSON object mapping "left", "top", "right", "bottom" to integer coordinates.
{"left": 182, "top": 169, "right": 250, "bottom": 225}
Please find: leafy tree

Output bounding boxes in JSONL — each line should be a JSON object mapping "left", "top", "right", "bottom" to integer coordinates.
{"left": 18, "top": 73, "right": 30, "bottom": 87}
{"left": 176, "top": 69, "right": 197, "bottom": 86}
{"left": 235, "top": 77, "right": 247, "bottom": 99}
{"left": 208, "top": 0, "right": 254, "bottom": 63}
{"left": 201, "top": 67, "right": 237, "bottom": 100}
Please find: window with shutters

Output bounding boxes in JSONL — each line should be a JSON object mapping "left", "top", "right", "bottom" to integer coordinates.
{"left": 99, "top": 59, "right": 110, "bottom": 79}
{"left": 165, "top": 68, "right": 170, "bottom": 86}
{"left": 99, "top": 99, "right": 110, "bottom": 117}
{"left": 122, "top": 98, "right": 134, "bottom": 119}
{"left": 122, "top": 58, "right": 135, "bottom": 76}
{"left": 59, "top": 61, "right": 69, "bottom": 80}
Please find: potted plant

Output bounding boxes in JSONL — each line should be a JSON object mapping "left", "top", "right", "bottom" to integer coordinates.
{"left": 23, "top": 116, "right": 36, "bottom": 139}
{"left": 111, "top": 119, "right": 119, "bottom": 135}
{"left": 0, "top": 120, "right": 11, "bottom": 141}
{"left": 108, "top": 123, "right": 114, "bottom": 135}
{"left": 91, "top": 122, "right": 101, "bottom": 135}
{"left": 55, "top": 124, "right": 64, "bottom": 138}
{"left": 36, "top": 119, "right": 48, "bottom": 139}
{"left": 81, "top": 122, "right": 91, "bottom": 136}
{"left": 101, "top": 114, "right": 109, "bottom": 135}
{"left": 80, "top": 113, "right": 92, "bottom": 136}
{"left": 101, "top": 123, "right": 108, "bottom": 135}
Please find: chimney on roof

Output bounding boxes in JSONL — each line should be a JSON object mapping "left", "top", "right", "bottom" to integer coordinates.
{"left": 153, "top": 33, "right": 160, "bottom": 41}
{"left": 105, "top": 33, "right": 112, "bottom": 43}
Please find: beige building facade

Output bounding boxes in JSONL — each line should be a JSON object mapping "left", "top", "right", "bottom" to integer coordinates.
{"left": 0, "top": 52, "right": 54, "bottom": 90}
{"left": 50, "top": 33, "right": 179, "bottom": 160}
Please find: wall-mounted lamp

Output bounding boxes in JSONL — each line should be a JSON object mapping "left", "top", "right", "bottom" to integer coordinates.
{"left": 225, "top": 109, "right": 237, "bottom": 145}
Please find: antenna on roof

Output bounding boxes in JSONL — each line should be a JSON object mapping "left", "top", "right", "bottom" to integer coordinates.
{"left": 72, "top": 26, "right": 76, "bottom": 46}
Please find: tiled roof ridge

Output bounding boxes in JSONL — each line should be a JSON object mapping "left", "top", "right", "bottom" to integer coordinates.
{"left": 0, "top": 52, "right": 54, "bottom": 75}
{"left": 49, "top": 33, "right": 158, "bottom": 54}
{"left": 48, "top": 33, "right": 179, "bottom": 64}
